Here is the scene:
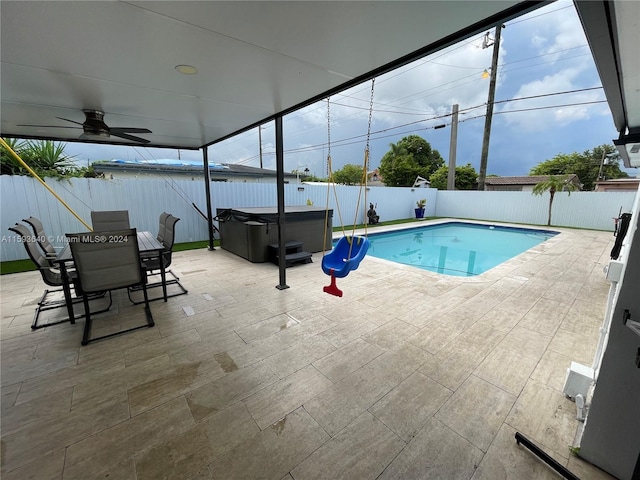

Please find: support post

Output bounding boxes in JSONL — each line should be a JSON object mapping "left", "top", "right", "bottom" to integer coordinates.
{"left": 447, "top": 103, "right": 459, "bottom": 190}
{"left": 202, "top": 148, "right": 215, "bottom": 251}
{"left": 478, "top": 24, "right": 502, "bottom": 191}
{"left": 275, "top": 115, "right": 289, "bottom": 290}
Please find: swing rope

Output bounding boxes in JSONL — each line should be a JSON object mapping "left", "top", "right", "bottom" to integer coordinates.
{"left": 322, "top": 79, "right": 376, "bottom": 264}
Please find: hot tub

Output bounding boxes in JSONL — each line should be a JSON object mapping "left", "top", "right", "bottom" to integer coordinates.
{"left": 216, "top": 206, "right": 333, "bottom": 263}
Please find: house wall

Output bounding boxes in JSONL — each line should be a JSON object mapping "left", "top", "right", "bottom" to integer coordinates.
{"left": 0, "top": 175, "right": 636, "bottom": 262}
{"left": 579, "top": 188, "right": 640, "bottom": 480}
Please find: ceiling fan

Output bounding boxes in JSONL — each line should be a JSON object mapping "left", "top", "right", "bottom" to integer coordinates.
{"left": 19, "top": 110, "right": 152, "bottom": 144}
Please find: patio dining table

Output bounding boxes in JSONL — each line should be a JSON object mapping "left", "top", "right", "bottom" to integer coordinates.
{"left": 54, "top": 230, "right": 166, "bottom": 321}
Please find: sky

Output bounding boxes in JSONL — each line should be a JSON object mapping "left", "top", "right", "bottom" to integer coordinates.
{"left": 64, "top": 1, "right": 636, "bottom": 179}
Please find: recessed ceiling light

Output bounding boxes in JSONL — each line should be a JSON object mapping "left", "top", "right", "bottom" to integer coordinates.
{"left": 175, "top": 64, "right": 198, "bottom": 75}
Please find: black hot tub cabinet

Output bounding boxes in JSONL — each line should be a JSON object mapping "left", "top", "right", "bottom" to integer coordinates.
{"left": 216, "top": 206, "right": 333, "bottom": 263}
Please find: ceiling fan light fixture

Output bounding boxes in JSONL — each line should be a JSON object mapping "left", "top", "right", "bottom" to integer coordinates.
{"left": 175, "top": 64, "right": 198, "bottom": 75}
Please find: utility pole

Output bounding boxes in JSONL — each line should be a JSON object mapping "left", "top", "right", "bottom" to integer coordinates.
{"left": 258, "top": 125, "right": 263, "bottom": 168}
{"left": 447, "top": 104, "right": 459, "bottom": 190}
{"left": 478, "top": 24, "right": 502, "bottom": 191}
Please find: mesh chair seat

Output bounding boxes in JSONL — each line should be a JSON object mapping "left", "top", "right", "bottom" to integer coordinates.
{"left": 22, "top": 216, "right": 58, "bottom": 260}
{"left": 67, "top": 228, "right": 154, "bottom": 345}
{"left": 91, "top": 210, "right": 130, "bottom": 231}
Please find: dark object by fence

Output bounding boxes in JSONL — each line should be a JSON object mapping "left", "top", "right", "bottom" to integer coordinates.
{"left": 611, "top": 212, "right": 632, "bottom": 259}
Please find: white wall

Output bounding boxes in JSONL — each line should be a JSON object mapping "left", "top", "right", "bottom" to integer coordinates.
{"left": 1, "top": 175, "right": 636, "bottom": 261}
{"left": 579, "top": 187, "right": 640, "bottom": 480}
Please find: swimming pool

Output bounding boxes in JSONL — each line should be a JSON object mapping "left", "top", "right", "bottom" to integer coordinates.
{"left": 364, "top": 222, "right": 558, "bottom": 276}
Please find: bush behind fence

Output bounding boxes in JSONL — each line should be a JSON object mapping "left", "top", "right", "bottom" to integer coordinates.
{"left": 1, "top": 176, "right": 636, "bottom": 261}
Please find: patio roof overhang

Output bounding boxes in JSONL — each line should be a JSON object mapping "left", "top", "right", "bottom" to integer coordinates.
{"left": 2, "top": 1, "right": 549, "bottom": 151}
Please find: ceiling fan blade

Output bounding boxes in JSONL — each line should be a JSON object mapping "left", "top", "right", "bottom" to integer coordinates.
{"left": 110, "top": 131, "right": 151, "bottom": 143}
{"left": 17, "top": 123, "right": 81, "bottom": 129}
{"left": 56, "top": 117, "right": 86, "bottom": 126}
{"left": 110, "top": 127, "right": 152, "bottom": 134}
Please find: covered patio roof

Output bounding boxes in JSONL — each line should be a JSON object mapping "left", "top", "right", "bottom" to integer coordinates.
{"left": 1, "top": 1, "right": 545, "bottom": 150}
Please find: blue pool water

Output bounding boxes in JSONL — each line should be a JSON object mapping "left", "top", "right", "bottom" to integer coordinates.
{"left": 363, "top": 222, "right": 558, "bottom": 276}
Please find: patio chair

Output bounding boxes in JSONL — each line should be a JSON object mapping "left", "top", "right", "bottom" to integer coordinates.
{"left": 9, "top": 223, "right": 77, "bottom": 329}
{"left": 22, "top": 216, "right": 58, "bottom": 260}
{"left": 91, "top": 210, "right": 130, "bottom": 231}
{"left": 156, "top": 211, "right": 170, "bottom": 244}
{"left": 129, "top": 213, "right": 188, "bottom": 303}
{"left": 67, "top": 228, "right": 154, "bottom": 345}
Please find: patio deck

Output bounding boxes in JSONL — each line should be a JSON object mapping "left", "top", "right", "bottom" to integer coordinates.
{"left": 0, "top": 222, "right": 617, "bottom": 479}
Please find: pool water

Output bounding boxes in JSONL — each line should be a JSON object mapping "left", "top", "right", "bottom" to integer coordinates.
{"left": 364, "top": 222, "right": 558, "bottom": 276}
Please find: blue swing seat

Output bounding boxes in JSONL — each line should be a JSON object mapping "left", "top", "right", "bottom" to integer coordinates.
{"left": 322, "top": 236, "right": 370, "bottom": 278}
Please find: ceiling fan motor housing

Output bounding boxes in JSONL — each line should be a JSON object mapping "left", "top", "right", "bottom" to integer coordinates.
{"left": 83, "top": 110, "right": 110, "bottom": 136}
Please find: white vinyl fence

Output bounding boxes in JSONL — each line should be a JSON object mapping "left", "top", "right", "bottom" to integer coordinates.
{"left": 1, "top": 175, "right": 636, "bottom": 262}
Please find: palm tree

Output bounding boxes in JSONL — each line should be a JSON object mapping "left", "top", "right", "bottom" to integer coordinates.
{"left": 532, "top": 174, "right": 577, "bottom": 226}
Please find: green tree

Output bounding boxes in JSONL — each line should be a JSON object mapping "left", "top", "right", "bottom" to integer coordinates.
{"left": 429, "top": 163, "right": 478, "bottom": 190}
{"left": 1, "top": 138, "right": 79, "bottom": 178}
{"left": 532, "top": 174, "right": 578, "bottom": 226}
{"left": 332, "top": 163, "right": 365, "bottom": 185}
{"left": 530, "top": 144, "right": 627, "bottom": 191}
{"left": 379, "top": 135, "right": 444, "bottom": 187}
{"left": 1, "top": 138, "right": 30, "bottom": 175}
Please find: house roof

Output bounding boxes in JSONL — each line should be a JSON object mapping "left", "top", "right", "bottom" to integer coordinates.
{"left": 93, "top": 159, "right": 296, "bottom": 178}
{"left": 484, "top": 174, "right": 580, "bottom": 186}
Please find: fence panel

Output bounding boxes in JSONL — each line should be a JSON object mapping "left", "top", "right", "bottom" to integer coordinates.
{"left": 1, "top": 175, "right": 637, "bottom": 261}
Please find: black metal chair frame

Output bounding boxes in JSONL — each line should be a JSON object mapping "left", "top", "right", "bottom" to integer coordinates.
{"left": 67, "top": 228, "right": 154, "bottom": 345}
{"left": 129, "top": 213, "right": 188, "bottom": 303}
{"left": 8, "top": 223, "right": 107, "bottom": 329}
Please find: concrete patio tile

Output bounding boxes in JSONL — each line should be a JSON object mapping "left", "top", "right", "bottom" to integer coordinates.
{"left": 517, "top": 297, "right": 570, "bottom": 337}
{"left": 318, "top": 316, "right": 379, "bottom": 347}
{"left": 1, "top": 385, "right": 73, "bottom": 437}
{"left": 505, "top": 379, "right": 578, "bottom": 460}
{"left": 471, "top": 423, "right": 568, "bottom": 480}
{"left": 134, "top": 402, "right": 259, "bottom": 480}
{"left": 364, "top": 341, "right": 432, "bottom": 385}
{"left": 1, "top": 391, "right": 130, "bottom": 474}
{"left": 122, "top": 328, "right": 202, "bottom": 365}
{"left": 559, "top": 298, "right": 606, "bottom": 338}
{"left": 419, "top": 341, "right": 486, "bottom": 391}
{"left": 186, "top": 362, "right": 278, "bottom": 422}
{"left": 303, "top": 366, "right": 396, "bottom": 437}
{"left": 547, "top": 328, "right": 598, "bottom": 366}
{"left": 0, "top": 225, "right": 618, "bottom": 480}
{"left": 127, "top": 356, "right": 228, "bottom": 416}
{"left": 208, "top": 407, "right": 329, "bottom": 480}
{"left": 0, "top": 340, "right": 79, "bottom": 387}
{"left": 62, "top": 396, "right": 195, "bottom": 480}
{"left": 216, "top": 334, "right": 293, "bottom": 370}
{"left": 369, "top": 371, "right": 452, "bottom": 442}
{"left": 361, "top": 318, "right": 419, "bottom": 350}
{"left": 435, "top": 375, "right": 516, "bottom": 452}
{"left": 235, "top": 313, "right": 300, "bottom": 343}
{"left": 498, "top": 325, "right": 551, "bottom": 360}
{"left": 71, "top": 354, "right": 175, "bottom": 410}
{"left": 243, "top": 364, "right": 333, "bottom": 429}
{"left": 312, "top": 338, "right": 383, "bottom": 383}
{"left": 263, "top": 335, "right": 337, "bottom": 379}
{"left": 0, "top": 448, "right": 66, "bottom": 480}
{"left": 474, "top": 346, "right": 540, "bottom": 396}
{"left": 406, "top": 320, "right": 461, "bottom": 354}
{"left": 291, "top": 411, "right": 405, "bottom": 480}
{"left": 530, "top": 348, "right": 577, "bottom": 392}
{"left": 378, "top": 417, "right": 484, "bottom": 480}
